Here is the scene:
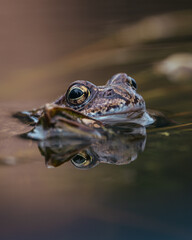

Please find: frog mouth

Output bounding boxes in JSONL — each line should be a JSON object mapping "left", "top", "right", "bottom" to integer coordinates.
{"left": 87, "top": 105, "right": 154, "bottom": 126}
{"left": 95, "top": 109, "right": 154, "bottom": 126}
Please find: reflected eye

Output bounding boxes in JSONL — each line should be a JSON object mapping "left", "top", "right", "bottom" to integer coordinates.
{"left": 130, "top": 78, "right": 137, "bottom": 90}
{"left": 67, "top": 84, "right": 90, "bottom": 105}
{"left": 72, "top": 151, "right": 92, "bottom": 168}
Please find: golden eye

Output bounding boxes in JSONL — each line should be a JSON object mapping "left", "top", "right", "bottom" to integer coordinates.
{"left": 67, "top": 84, "right": 90, "bottom": 105}
{"left": 71, "top": 151, "right": 92, "bottom": 167}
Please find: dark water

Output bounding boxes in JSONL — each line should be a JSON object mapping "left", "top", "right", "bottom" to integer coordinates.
{"left": 0, "top": 1, "right": 192, "bottom": 240}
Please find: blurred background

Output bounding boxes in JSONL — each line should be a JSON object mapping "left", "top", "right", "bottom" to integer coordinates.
{"left": 0, "top": 0, "right": 192, "bottom": 102}
{"left": 0, "top": 1, "right": 192, "bottom": 240}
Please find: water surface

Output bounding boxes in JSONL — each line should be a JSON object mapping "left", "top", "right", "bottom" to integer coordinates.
{"left": 0, "top": 3, "right": 192, "bottom": 240}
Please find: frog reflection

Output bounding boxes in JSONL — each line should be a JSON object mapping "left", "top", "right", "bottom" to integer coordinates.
{"left": 38, "top": 124, "right": 146, "bottom": 169}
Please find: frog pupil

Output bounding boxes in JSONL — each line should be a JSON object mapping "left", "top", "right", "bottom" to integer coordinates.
{"left": 72, "top": 154, "right": 86, "bottom": 164}
{"left": 69, "top": 88, "right": 83, "bottom": 99}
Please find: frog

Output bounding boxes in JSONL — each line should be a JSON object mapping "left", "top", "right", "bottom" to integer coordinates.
{"left": 15, "top": 73, "right": 155, "bottom": 129}
{"left": 53, "top": 72, "right": 154, "bottom": 126}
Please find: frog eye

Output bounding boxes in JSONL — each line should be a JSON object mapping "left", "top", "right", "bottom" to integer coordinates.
{"left": 67, "top": 84, "right": 90, "bottom": 105}
{"left": 130, "top": 78, "right": 137, "bottom": 90}
{"left": 71, "top": 151, "right": 92, "bottom": 168}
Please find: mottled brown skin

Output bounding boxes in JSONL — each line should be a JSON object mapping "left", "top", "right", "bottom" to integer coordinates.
{"left": 55, "top": 73, "right": 146, "bottom": 120}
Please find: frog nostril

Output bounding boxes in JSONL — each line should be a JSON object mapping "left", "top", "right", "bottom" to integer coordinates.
{"left": 104, "top": 89, "right": 114, "bottom": 97}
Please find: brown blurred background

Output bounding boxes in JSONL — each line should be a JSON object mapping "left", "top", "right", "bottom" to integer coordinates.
{"left": 0, "top": 0, "right": 192, "bottom": 103}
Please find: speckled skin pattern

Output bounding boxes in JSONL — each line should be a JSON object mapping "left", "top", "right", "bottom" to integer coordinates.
{"left": 55, "top": 73, "right": 146, "bottom": 118}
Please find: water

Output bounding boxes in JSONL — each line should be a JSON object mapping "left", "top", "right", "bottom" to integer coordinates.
{"left": 0, "top": 2, "right": 192, "bottom": 240}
